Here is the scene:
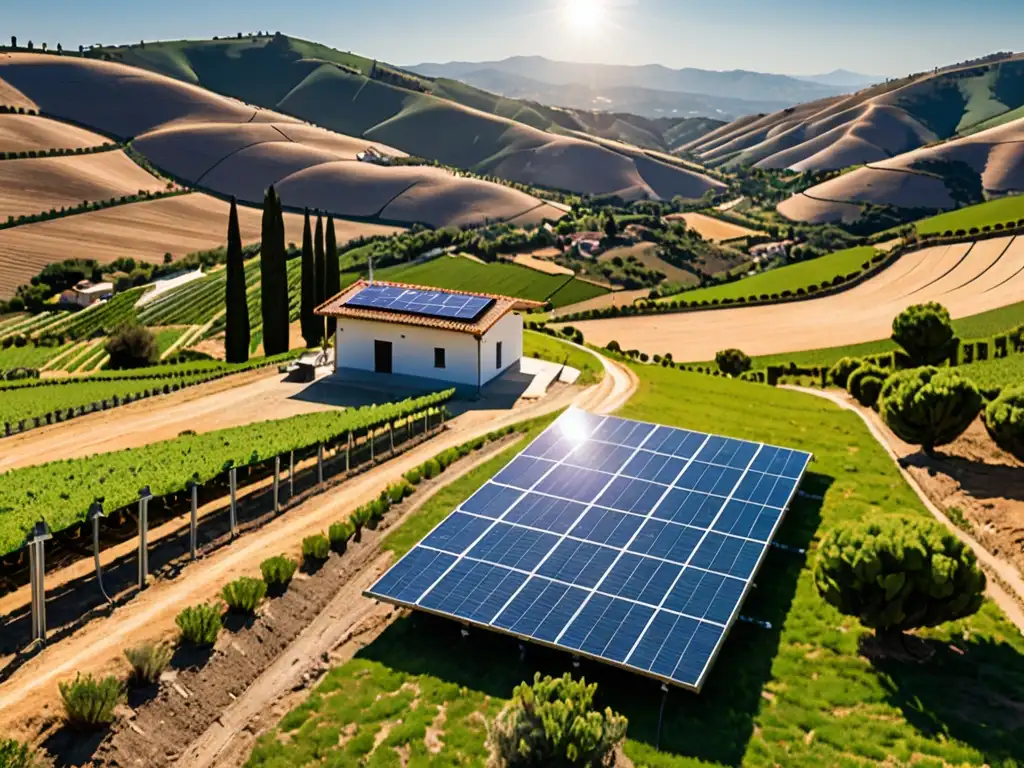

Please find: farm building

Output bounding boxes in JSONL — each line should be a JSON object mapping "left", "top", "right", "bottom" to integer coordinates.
{"left": 317, "top": 280, "right": 543, "bottom": 391}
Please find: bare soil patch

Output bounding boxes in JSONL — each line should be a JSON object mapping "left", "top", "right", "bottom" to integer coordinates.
{"left": 599, "top": 242, "right": 699, "bottom": 286}
{"left": 550, "top": 288, "right": 649, "bottom": 319}
{"left": 667, "top": 212, "right": 764, "bottom": 242}
{"left": 0, "top": 113, "right": 106, "bottom": 153}
{"left": 510, "top": 251, "right": 574, "bottom": 276}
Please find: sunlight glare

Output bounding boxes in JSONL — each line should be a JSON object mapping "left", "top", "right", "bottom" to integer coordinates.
{"left": 563, "top": 0, "right": 606, "bottom": 35}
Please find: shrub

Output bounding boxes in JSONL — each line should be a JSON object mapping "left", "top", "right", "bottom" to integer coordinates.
{"left": 891, "top": 302, "right": 957, "bottom": 366}
{"left": 714, "top": 348, "right": 752, "bottom": 377}
{"left": 983, "top": 386, "right": 1024, "bottom": 461}
{"left": 58, "top": 673, "right": 125, "bottom": 729}
{"left": 175, "top": 603, "right": 222, "bottom": 646}
{"left": 301, "top": 533, "right": 330, "bottom": 562}
{"left": 105, "top": 324, "right": 158, "bottom": 369}
{"left": 847, "top": 363, "right": 888, "bottom": 408}
{"left": 0, "top": 738, "right": 41, "bottom": 768}
{"left": 260, "top": 555, "right": 297, "bottom": 588}
{"left": 329, "top": 520, "right": 355, "bottom": 550}
{"left": 124, "top": 642, "right": 174, "bottom": 685}
{"left": 879, "top": 368, "right": 982, "bottom": 455}
{"left": 487, "top": 672, "right": 627, "bottom": 767}
{"left": 221, "top": 576, "right": 267, "bottom": 614}
{"left": 422, "top": 458, "right": 441, "bottom": 480}
{"left": 403, "top": 467, "right": 422, "bottom": 485}
{"left": 827, "top": 356, "right": 864, "bottom": 388}
{"left": 814, "top": 516, "right": 985, "bottom": 634}
{"left": 388, "top": 480, "right": 411, "bottom": 503}
{"left": 1010, "top": 322, "right": 1024, "bottom": 351}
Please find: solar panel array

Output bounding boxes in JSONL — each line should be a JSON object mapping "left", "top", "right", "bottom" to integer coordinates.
{"left": 346, "top": 284, "right": 495, "bottom": 322}
{"left": 366, "top": 408, "right": 812, "bottom": 691}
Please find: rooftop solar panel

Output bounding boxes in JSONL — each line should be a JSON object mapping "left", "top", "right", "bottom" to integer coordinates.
{"left": 345, "top": 284, "right": 495, "bottom": 322}
{"left": 365, "top": 407, "right": 812, "bottom": 691}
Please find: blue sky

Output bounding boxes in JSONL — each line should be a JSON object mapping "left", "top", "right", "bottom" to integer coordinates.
{"left": 5, "top": 0, "right": 1023, "bottom": 76}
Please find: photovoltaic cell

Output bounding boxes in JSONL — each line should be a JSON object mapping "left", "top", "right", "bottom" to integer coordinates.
{"left": 345, "top": 283, "right": 495, "bottom": 322}
{"left": 366, "top": 407, "right": 812, "bottom": 692}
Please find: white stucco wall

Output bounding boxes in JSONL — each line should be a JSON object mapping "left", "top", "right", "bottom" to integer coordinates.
{"left": 332, "top": 311, "right": 523, "bottom": 388}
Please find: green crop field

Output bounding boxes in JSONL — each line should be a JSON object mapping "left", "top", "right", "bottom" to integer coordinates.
{"left": 915, "top": 195, "right": 1024, "bottom": 235}
{"left": 523, "top": 330, "right": 603, "bottom": 385}
{"left": 246, "top": 365, "right": 1024, "bottom": 767}
{"left": 956, "top": 354, "right": 1024, "bottom": 390}
{"left": 658, "top": 246, "right": 880, "bottom": 305}
{"left": 0, "top": 343, "right": 73, "bottom": 370}
{"left": 379, "top": 256, "right": 607, "bottom": 307}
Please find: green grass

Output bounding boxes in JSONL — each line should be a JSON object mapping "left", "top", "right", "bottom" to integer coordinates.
{"left": 0, "top": 343, "right": 73, "bottom": 370}
{"left": 522, "top": 330, "right": 603, "bottom": 385}
{"left": 379, "top": 256, "right": 607, "bottom": 308}
{"left": 247, "top": 365, "right": 1024, "bottom": 767}
{"left": 915, "top": 195, "right": 1024, "bottom": 235}
{"left": 657, "top": 246, "right": 880, "bottom": 305}
{"left": 955, "top": 354, "right": 1024, "bottom": 390}
{"left": 154, "top": 328, "right": 188, "bottom": 356}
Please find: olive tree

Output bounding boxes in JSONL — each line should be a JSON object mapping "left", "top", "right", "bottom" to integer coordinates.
{"left": 814, "top": 516, "right": 985, "bottom": 634}
{"left": 891, "top": 302, "right": 957, "bottom": 366}
{"left": 715, "top": 348, "right": 752, "bottom": 377}
{"left": 105, "top": 324, "right": 158, "bottom": 369}
{"left": 983, "top": 386, "right": 1024, "bottom": 461}
{"left": 878, "top": 367, "right": 981, "bottom": 455}
{"left": 488, "top": 672, "right": 627, "bottom": 767}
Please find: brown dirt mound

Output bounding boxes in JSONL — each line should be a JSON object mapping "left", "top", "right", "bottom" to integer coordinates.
{"left": 0, "top": 53, "right": 295, "bottom": 139}
{"left": 0, "top": 193, "right": 399, "bottom": 298}
{"left": 0, "top": 113, "right": 107, "bottom": 153}
{"left": 379, "top": 171, "right": 547, "bottom": 228}
{"left": 566, "top": 235, "right": 1024, "bottom": 361}
{"left": 0, "top": 150, "right": 169, "bottom": 220}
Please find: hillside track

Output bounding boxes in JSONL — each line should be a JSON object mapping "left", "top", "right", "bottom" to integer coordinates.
{"left": 568, "top": 236, "right": 1024, "bottom": 361}
{"left": 0, "top": 349, "right": 635, "bottom": 743}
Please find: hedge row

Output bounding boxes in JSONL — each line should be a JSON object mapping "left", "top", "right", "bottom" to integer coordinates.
{"left": 2, "top": 188, "right": 186, "bottom": 230}
{"left": 0, "top": 142, "right": 118, "bottom": 161}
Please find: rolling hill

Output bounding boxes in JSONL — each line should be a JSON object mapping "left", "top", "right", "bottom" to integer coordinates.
{"left": 87, "top": 35, "right": 725, "bottom": 201}
{"left": 682, "top": 53, "right": 1024, "bottom": 173}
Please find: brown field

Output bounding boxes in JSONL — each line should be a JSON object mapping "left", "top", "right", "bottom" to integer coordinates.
{"left": 550, "top": 287, "right": 650, "bottom": 319}
{"left": 666, "top": 212, "right": 765, "bottom": 242}
{"left": 0, "top": 193, "right": 402, "bottom": 297}
{"left": 0, "top": 150, "right": 168, "bottom": 220}
{"left": 566, "top": 236, "right": 1024, "bottom": 361}
{"left": 0, "top": 113, "right": 107, "bottom": 153}
{"left": 776, "top": 192, "right": 864, "bottom": 224}
{"left": 511, "top": 251, "right": 574, "bottom": 276}
{"left": 599, "top": 243, "right": 699, "bottom": 287}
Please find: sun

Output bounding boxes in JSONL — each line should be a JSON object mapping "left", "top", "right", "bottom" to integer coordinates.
{"left": 563, "top": 0, "right": 606, "bottom": 34}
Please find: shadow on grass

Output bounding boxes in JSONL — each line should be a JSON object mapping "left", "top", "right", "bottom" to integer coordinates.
{"left": 358, "top": 473, "right": 829, "bottom": 766}
{"left": 866, "top": 634, "right": 1024, "bottom": 765}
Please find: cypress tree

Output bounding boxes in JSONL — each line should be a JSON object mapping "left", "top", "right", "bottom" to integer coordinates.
{"left": 313, "top": 212, "right": 326, "bottom": 345}
{"left": 300, "top": 208, "right": 318, "bottom": 347}
{"left": 325, "top": 215, "right": 340, "bottom": 338}
{"left": 260, "top": 185, "right": 289, "bottom": 355}
{"left": 224, "top": 197, "right": 250, "bottom": 363}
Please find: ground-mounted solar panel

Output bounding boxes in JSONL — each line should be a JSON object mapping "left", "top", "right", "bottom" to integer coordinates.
{"left": 345, "top": 284, "right": 494, "bottom": 322}
{"left": 365, "top": 407, "right": 813, "bottom": 692}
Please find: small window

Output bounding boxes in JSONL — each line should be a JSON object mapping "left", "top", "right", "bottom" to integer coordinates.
{"left": 434, "top": 347, "right": 446, "bottom": 369}
{"left": 496, "top": 341, "right": 503, "bottom": 370}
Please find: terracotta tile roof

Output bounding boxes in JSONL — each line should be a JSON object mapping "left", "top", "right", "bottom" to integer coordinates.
{"left": 315, "top": 280, "right": 545, "bottom": 336}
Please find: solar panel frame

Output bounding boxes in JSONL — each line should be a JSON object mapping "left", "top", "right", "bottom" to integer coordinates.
{"left": 344, "top": 284, "right": 495, "bottom": 322}
{"left": 365, "top": 407, "right": 812, "bottom": 692}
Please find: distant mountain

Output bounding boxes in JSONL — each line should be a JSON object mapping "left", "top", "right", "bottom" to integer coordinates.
{"left": 795, "top": 69, "right": 884, "bottom": 88}
{"left": 407, "top": 56, "right": 854, "bottom": 106}
{"left": 428, "top": 67, "right": 794, "bottom": 120}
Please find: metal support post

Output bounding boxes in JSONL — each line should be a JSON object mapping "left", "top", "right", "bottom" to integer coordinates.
{"left": 423, "top": 410, "right": 428, "bottom": 434}
{"left": 389, "top": 421, "right": 394, "bottom": 453}
{"left": 89, "top": 502, "right": 112, "bottom": 605}
{"left": 656, "top": 684, "right": 669, "bottom": 749}
{"left": 188, "top": 481, "right": 198, "bottom": 560}
{"left": 28, "top": 521, "right": 52, "bottom": 644}
{"left": 317, "top": 444, "right": 324, "bottom": 484}
{"left": 137, "top": 486, "right": 152, "bottom": 590}
{"left": 289, "top": 450, "right": 294, "bottom": 498}
{"left": 370, "top": 428, "right": 375, "bottom": 461}
{"left": 346, "top": 432, "right": 351, "bottom": 473}
{"left": 274, "top": 455, "right": 281, "bottom": 513}
{"left": 229, "top": 468, "right": 238, "bottom": 537}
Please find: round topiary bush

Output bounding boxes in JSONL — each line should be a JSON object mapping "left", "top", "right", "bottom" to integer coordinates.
{"left": 878, "top": 368, "right": 982, "bottom": 455}
{"left": 983, "top": 386, "right": 1024, "bottom": 461}
{"left": 891, "top": 302, "right": 958, "bottom": 366}
{"left": 814, "top": 516, "right": 985, "bottom": 634}
{"left": 715, "top": 348, "right": 752, "bottom": 377}
{"left": 827, "top": 356, "right": 864, "bottom": 388}
{"left": 847, "top": 363, "right": 888, "bottom": 408}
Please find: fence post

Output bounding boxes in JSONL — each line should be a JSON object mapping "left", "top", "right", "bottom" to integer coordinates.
{"left": 28, "top": 521, "right": 52, "bottom": 645}
{"left": 137, "top": 486, "right": 152, "bottom": 590}
{"left": 229, "top": 467, "right": 238, "bottom": 537}
{"left": 317, "top": 444, "right": 324, "bottom": 484}
{"left": 389, "top": 421, "right": 394, "bottom": 453}
{"left": 370, "top": 427, "right": 375, "bottom": 461}
{"left": 289, "top": 450, "right": 294, "bottom": 498}
{"left": 423, "top": 410, "right": 428, "bottom": 434}
{"left": 89, "top": 502, "right": 112, "bottom": 605}
{"left": 346, "top": 431, "right": 351, "bottom": 473}
{"left": 274, "top": 455, "right": 280, "bottom": 513}
{"left": 188, "top": 481, "right": 198, "bottom": 560}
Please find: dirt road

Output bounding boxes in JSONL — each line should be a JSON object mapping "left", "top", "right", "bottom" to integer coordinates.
{"left": 784, "top": 385, "right": 1024, "bottom": 635}
{"left": 0, "top": 347, "right": 635, "bottom": 740}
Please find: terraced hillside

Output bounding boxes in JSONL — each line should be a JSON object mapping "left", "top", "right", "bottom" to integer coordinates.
{"left": 683, "top": 54, "right": 1024, "bottom": 173}
{"left": 566, "top": 235, "right": 1024, "bottom": 361}
{"left": 0, "top": 53, "right": 564, "bottom": 229}
{"left": 86, "top": 36, "right": 725, "bottom": 201}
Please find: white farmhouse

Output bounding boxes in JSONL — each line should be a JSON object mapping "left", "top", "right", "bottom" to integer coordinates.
{"left": 317, "top": 280, "right": 543, "bottom": 392}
